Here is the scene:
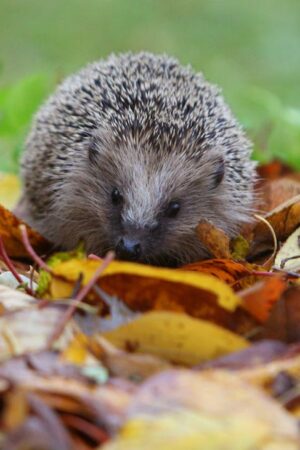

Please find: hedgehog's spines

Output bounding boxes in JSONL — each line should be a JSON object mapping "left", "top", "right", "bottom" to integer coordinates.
{"left": 20, "top": 52, "right": 256, "bottom": 265}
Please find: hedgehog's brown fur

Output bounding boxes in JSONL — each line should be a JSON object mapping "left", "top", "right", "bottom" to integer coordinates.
{"left": 20, "top": 52, "right": 256, "bottom": 266}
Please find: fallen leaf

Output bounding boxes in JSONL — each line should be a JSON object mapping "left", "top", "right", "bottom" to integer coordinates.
{"left": 47, "top": 258, "right": 254, "bottom": 332}
{"left": 238, "top": 277, "right": 287, "bottom": 323}
{"left": 196, "top": 220, "right": 231, "bottom": 259}
{"left": 181, "top": 259, "right": 253, "bottom": 285}
{"left": 0, "top": 352, "right": 133, "bottom": 435}
{"left": 209, "top": 344, "right": 300, "bottom": 407}
{"left": 3, "top": 393, "right": 73, "bottom": 450}
{"left": 274, "top": 226, "right": 300, "bottom": 272}
{"left": 230, "top": 235, "right": 250, "bottom": 260}
{"left": 0, "top": 204, "right": 51, "bottom": 259}
{"left": 0, "top": 271, "right": 37, "bottom": 290}
{"left": 262, "top": 286, "right": 300, "bottom": 343}
{"left": 91, "top": 335, "right": 171, "bottom": 381}
{"left": 250, "top": 194, "right": 300, "bottom": 258}
{"left": 0, "top": 305, "right": 76, "bottom": 361}
{"left": 197, "top": 340, "right": 287, "bottom": 370}
{"left": 257, "top": 160, "right": 293, "bottom": 180}
{"left": 101, "top": 311, "right": 248, "bottom": 365}
{"left": 0, "top": 284, "right": 36, "bottom": 313}
{"left": 102, "top": 370, "right": 299, "bottom": 450}
{"left": 259, "top": 178, "right": 300, "bottom": 213}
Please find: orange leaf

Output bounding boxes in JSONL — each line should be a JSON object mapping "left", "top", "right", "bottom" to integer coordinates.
{"left": 239, "top": 277, "right": 287, "bottom": 323}
{"left": 256, "top": 160, "right": 293, "bottom": 180}
{"left": 181, "top": 259, "right": 253, "bottom": 285}
{"left": 0, "top": 204, "right": 50, "bottom": 259}
{"left": 49, "top": 259, "right": 256, "bottom": 330}
{"left": 196, "top": 220, "right": 231, "bottom": 259}
{"left": 262, "top": 286, "right": 300, "bottom": 342}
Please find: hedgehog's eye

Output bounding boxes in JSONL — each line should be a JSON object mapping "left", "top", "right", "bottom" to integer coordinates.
{"left": 111, "top": 187, "right": 123, "bottom": 206}
{"left": 165, "top": 201, "right": 181, "bottom": 218}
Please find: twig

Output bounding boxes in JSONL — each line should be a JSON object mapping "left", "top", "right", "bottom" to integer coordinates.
{"left": 0, "top": 235, "right": 34, "bottom": 296}
{"left": 251, "top": 270, "right": 280, "bottom": 278}
{"left": 19, "top": 224, "right": 52, "bottom": 272}
{"left": 75, "top": 251, "right": 114, "bottom": 302}
{"left": 46, "top": 250, "right": 115, "bottom": 348}
{"left": 254, "top": 214, "right": 278, "bottom": 268}
{"left": 273, "top": 268, "right": 300, "bottom": 278}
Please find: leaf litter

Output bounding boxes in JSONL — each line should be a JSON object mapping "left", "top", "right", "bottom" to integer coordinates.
{"left": 0, "top": 161, "right": 300, "bottom": 449}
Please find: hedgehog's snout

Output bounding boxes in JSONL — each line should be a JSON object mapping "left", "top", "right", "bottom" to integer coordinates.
{"left": 115, "top": 237, "right": 142, "bottom": 261}
{"left": 114, "top": 220, "right": 160, "bottom": 262}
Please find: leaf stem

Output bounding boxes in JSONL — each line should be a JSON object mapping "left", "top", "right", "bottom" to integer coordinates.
{"left": 0, "top": 235, "right": 34, "bottom": 295}
{"left": 19, "top": 224, "right": 52, "bottom": 272}
{"left": 46, "top": 250, "right": 114, "bottom": 348}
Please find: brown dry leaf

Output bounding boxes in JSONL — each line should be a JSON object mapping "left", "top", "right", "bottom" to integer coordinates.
{"left": 197, "top": 341, "right": 300, "bottom": 416}
{"left": 259, "top": 177, "right": 300, "bottom": 213}
{"left": 101, "top": 311, "right": 248, "bottom": 365}
{"left": 262, "top": 286, "right": 300, "bottom": 343}
{"left": 0, "top": 352, "right": 134, "bottom": 445}
{"left": 257, "top": 160, "right": 294, "bottom": 180}
{"left": 49, "top": 258, "right": 251, "bottom": 332}
{"left": 102, "top": 369, "right": 299, "bottom": 450}
{"left": 197, "top": 340, "right": 287, "bottom": 371}
{"left": 3, "top": 388, "right": 29, "bottom": 430}
{"left": 0, "top": 203, "right": 50, "bottom": 258}
{"left": 90, "top": 335, "right": 171, "bottom": 381}
{"left": 231, "top": 346, "right": 300, "bottom": 389}
{"left": 181, "top": 258, "right": 253, "bottom": 285}
{"left": 196, "top": 220, "right": 231, "bottom": 259}
{"left": 197, "top": 340, "right": 299, "bottom": 383}
{"left": 238, "top": 277, "right": 287, "bottom": 323}
{"left": 250, "top": 194, "right": 300, "bottom": 257}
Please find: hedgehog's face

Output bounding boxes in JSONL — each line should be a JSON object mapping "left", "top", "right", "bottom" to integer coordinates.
{"left": 80, "top": 129, "right": 230, "bottom": 266}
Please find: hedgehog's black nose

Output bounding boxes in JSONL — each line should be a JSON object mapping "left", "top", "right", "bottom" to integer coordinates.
{"left": 116, "top": 238, "right": 141, "bottom": 261}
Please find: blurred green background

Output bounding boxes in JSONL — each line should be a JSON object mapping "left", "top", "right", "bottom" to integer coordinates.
{"left": 0, "top": 0, "right": 300, "bottom": 173}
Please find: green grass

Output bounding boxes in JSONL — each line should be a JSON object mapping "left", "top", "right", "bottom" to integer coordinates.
{"left": 0, "top": 0, "right": 300, "bottom": 172}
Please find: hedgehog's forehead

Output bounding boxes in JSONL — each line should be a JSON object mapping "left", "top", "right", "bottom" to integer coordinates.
{"left": 116, "top": 148, "right": 197, "bottom": 226}
{"left": 94, "top": 125, "right": 206, "bottom": 224}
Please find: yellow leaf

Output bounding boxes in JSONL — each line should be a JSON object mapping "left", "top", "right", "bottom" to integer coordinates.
{"left": 50, "top": 258, "right": 241, "bottom": 313}
{"left": 102, "top": 412, "right": 287, "bottom": 450}
{"left": 0, "top": 173, "right": 21, "bottom": 210}
{"left": 102, "top": 311, "right": 248, "bottom": 365}
{"left": 61, "top": 333, "right": 89, "bottom": 365}
{"left": 101, "top": 370, "right": 299, "bottom": 450}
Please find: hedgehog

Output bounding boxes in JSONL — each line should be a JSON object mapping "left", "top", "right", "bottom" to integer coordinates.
{"left": 19, "top": 52, "right": 256, "bottom": 266}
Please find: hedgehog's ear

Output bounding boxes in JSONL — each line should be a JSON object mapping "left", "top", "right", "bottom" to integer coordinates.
{"left": 211, "top": 156, "right": 225, "bottom": 188}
